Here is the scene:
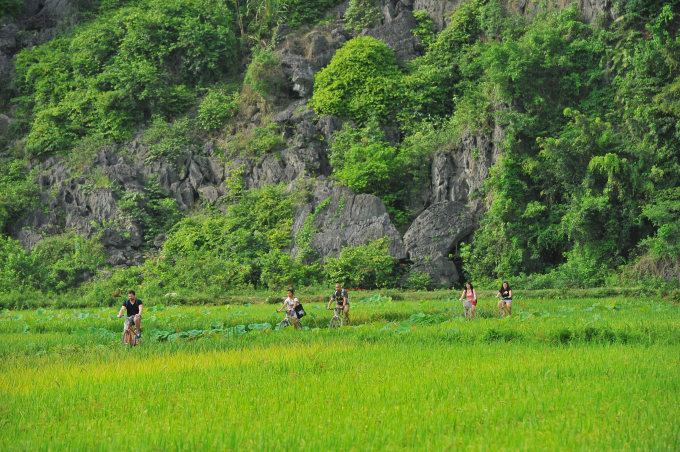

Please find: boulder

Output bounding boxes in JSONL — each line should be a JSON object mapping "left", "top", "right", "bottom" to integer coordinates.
{"left": 277, "top": 48, "right": 318, "bottom": 98}
{"left": 292, "top": 179, "right": 407, "bottom": 261}
{"left": 402, "top": 201, "right": 475, "bottom": 286}
{"left": 361, "top": 10, "right": 423, "bottom": 63}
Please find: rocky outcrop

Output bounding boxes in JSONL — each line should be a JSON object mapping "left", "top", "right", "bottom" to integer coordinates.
{"left": 361, "top": 9, "right": 423, "bottom": 63}
{"left": 291, "top": 177, "right": 407, "bottom": 261}
{"left": 402, "top": 201, "right": 474, "bottom": 285}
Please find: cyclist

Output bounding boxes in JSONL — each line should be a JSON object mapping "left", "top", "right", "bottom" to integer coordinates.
{"left": 496, "top": 281, "right": 512, "bottom": 316}
{"left": 116, "top": 290, "right": 143, "bottom": 339}
{"left": 327, "top": 283, "right": 349, "bottom": 325}
{"left": 458, "top": 282, "right": 477, "bottom": 318}
{"left": 277, "top": 289, "right": 301, "bottom": 330}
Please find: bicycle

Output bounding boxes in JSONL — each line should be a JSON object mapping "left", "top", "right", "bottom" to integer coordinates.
{"left": 276, "top": 309, "right": 295, "bottom": 330}
{"left": 118, "top": 314, "right": 140, "bottom": 347}
{"left": 328, "top": 306, "right": 348, "bottom": 329}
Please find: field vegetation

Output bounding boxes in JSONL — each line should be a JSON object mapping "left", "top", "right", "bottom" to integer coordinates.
{"left": 1, "top": 293, "right": 679, "bottom": 450}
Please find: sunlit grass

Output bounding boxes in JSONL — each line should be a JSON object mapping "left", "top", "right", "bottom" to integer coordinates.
{"left": 1, "top": 295, "right": 679, "bottom": 450}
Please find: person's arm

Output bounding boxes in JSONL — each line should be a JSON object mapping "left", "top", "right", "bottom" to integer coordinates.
{"left": 278, "top": 300, "right": 287, "bottom": 312}
{"left": 495, "top": 291, "right": 500, "bottom": 298}
{"left": 459, "top": 290, "right": 466, "bottom": 301}
{"left": 508, "top": 290, "right": 512, "bottom": 298}
{"left": 343, "top": 296, "right": 348, "bottom": 307}
{"left": 294, "top": 298, "right": 299, "bottom": 308}
{"left": 472, "top": 289, "right": 477, "bottom": 301}
{"left": 117, "top": 303, "right": 126, "bottom": 317}
{"left": 137, "top": 303, "right": 143, "bottom": 317}
{"left": 327, "top": 296, "right": 334, "bottom": 309}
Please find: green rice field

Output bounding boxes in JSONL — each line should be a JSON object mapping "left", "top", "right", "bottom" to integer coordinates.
{"left": 1, "top": 292, "right": 679, "bottom": 451}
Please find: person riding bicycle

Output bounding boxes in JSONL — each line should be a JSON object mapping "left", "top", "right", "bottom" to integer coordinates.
{"left": 277, "top": 289, "right": 301, "bottom": 330}
{"left": 496, "top": 281, "right": 512, "bottom": 316}
{"left": 116, "top": 290, "right": 143, "bottom": 339}
{"left": 327, "top": 283, "right": 350, "bottom": 325}
{"left": 458, "top": 282, "right": 477, "bottom": 318}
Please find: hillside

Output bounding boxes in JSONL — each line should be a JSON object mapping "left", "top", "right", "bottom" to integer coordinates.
{"left": 0, "top": 0, "right": 679, "bottom": 303}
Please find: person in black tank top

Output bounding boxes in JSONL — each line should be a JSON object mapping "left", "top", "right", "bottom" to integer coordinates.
{"left": 496, "top": 281, "right": 512, "bottom": 316}
{"left": 327, "top": 283, "right": 350, "bottom": 325}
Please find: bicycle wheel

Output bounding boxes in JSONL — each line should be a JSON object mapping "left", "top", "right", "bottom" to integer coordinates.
{"left": 122, "top": 329, "right": 131, "bottom": 347}
{"left": 278, "top": 319, "right": 290, "bottom": 330}
{"left": 329, "top": 316, "right": 340, "bottom": 329}
{"left": 340, "top": 315, "right": 350, "bottom": 327}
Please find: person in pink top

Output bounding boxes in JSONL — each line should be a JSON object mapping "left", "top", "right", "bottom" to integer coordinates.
{"left": 458, "top": 282, "right": 477, "bottom": 319}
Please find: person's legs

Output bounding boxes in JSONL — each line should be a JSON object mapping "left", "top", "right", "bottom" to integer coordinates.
{"left": 471, "top": 305, "right": 476, "bottom": 318}
{"left": 506, "top": 302, "right": 512, "bottom": 315}
{"left": 343, "top": 304, "right": 350, "bottom": 325}
{"left": 292, "top": 317, "right": 300, "bottom": 330}
{"left": 134, "top": 315, "right": 141, "bottom": 337}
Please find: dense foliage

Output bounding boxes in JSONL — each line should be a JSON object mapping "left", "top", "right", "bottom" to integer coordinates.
{"left": 14, "top": 0, "right": 238, "bottom": 155}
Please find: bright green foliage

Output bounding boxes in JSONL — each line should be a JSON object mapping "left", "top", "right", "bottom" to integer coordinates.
{"left": 641, "top": 188, "right": 680, "bottom": 260}
{"left": 455, "top": 3, "right": 680, "bottom": 285}
{"left": 343, "top": 0, "right": 383, "bottom": 31}
{"left": 14, "top": 0, "right": 238, "bottom": 155}
{"left": 157, "top": 184, "right": 312, "bottom": 289}
{"left": 0, "top": 160, "right": 39, "bottom": 237}
{"left": 0, "top": 233, "right": 107, "bottom": 293}
{"left": 323, "top": 238, "right": 397, "bottom": 289}
{"left": 330, "top": 122, "right": 408, "bottom": 225}
{"left": 310, "top": 36, "right": 402, "bottom": 123}
{"left": 221, "top": 122, "right": 284, "bottom": 158}
{"left": 143, "top": 116, "right": 200, "bottom": 169}
{"left": 197, "top": 88, "right": 239, "bottom": 131}
{"left": 398, "top": 1, "right": 482, "bottom": 127}
{"left": 406, "top": 269, "right": 432, "bottom": 291}
{"left": 412, "top": 11, "right": 436, "bottom": 50}
{"left": 286, "top": 0, "right": 343, "bottom": 29}
{"left": 295, "top": 197, "right": 330, "bottom": 263}
{"left": 244, "top": 48, "right": 283, "bottom": 100}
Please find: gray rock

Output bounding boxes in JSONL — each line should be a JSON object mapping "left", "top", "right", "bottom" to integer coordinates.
{"left": 277, "top": 48, "right": 318, "bottom": 98}
{"left": 275, "top": 23, "right": 291, "bottom": 37}
{"left": 316, "top": 115, "right": 341, "bottom": 141}
{"left": 292, "top": 180, "right": 407, "bottom": 261}
{"left": 0, "top": 23, "right": 20, "bottom": 51}
{"left": 361, "top": 10, "right": 423, "bottom": 63}
{"left": 402, "top": 201, "right": 474, "bottom": 285}
{"left": 198, "top": 186, "right": 219, "bottom": 204}
{"left": 14, "top": 229, "right": 44, "bottom": 250}
{"left": 107, "top": 250, "right": 127, "bottom": 266}
{"left": 154, "top": 233, "right": 168, "bottom": 248}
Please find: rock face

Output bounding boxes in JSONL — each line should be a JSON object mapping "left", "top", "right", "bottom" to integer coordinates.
{"left": 291, "top": 178, "right": 407, "bottom": 261}
{"left": 361, "top": 10, "right": 423, "bottom": 63}
{"left": 402, "top": 201, "right": 475, "bottom": 286}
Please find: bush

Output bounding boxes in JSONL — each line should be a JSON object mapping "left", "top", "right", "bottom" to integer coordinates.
{"left": 287, "top": 0, "right": 342, "bottom": 28}
{"left": 0, "top": 0, "right": 22, "bottom": 17}
{"left": 344, "top": 0, "right": 383, "bottom": 31}
{"left": 406, "top": 270, "right": 432, "bottom": 291}
{"left": 324, "top": 238, "right": 398, "bottom": 289}
{"left": 244, "top": 47, "right": 284, "bottom": 100}
{"left": 0, "top": 159, "right": 38, "bottom": 236}
{"left": 15, "top": 0, "right": 238, "bottom": 155}
{"left": 310, "top": 36, "right": 402, "bottom": 123}
{"left": 197, "top": 88, "right": 239, "bottom": 131}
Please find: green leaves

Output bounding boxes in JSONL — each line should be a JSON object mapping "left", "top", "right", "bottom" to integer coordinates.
{"left": 311, "top": 36, "right": 402, "bottom": 123}
{"left": 15, "top": 0, "right": 238, "bottom": 155}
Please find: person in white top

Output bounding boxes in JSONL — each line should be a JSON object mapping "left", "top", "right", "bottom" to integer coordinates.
{"left": 277, "top": 289, "right": 301, "bottom": 330}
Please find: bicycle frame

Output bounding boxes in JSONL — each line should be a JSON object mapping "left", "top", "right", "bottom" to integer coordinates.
{"left": 328, "top": 306, "right": 348, "bottom": 328}
{"left": 122, "top": 316, "right": 139, "bottom": 346}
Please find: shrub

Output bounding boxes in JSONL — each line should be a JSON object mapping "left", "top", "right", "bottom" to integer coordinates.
{"left": 198, "top": 88, "right": 239, "bottom": 131}
{"left": 244, "top": 47, "right": 284, "bottom": 100}
{"left": 15, "top": 0, "right": 238, "bottom": 155}
{"left": 406, "top": 270, "right": 432, "bottom": 291}
{"left": 0, "top": 160, "right": 39, "bottom": 236}
{"left": 310, "top": 36, "right": 402, "bottom": 123}
{"left": 0, "top": 0, "right": 22, "bottom": 17}
{"left": 324, "top": 238, "right": 398, "bottom": 289}
{"left": 287, "top": 0, "right": 343, "bottom": 28}
{"left": 343, "top": 0, "right": 383, "bottom": 31}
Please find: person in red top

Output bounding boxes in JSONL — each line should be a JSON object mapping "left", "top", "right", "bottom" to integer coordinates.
{"left": 458, "top": 282, "right": 477, "bottom": 319}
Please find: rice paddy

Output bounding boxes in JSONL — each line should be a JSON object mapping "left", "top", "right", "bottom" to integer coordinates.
{"left": 1, "top": 292, "right": 679, "bottom": 451}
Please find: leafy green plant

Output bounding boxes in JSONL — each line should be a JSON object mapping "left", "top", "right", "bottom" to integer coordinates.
{"left": 198, "top": 88, "right": 239, "bottom": 131}
{"left": 14, "top": 0, "right": 238, "bottom": 156}
{"left": 412, "top": 10, "right": 436, "bottom": 50}
{"left": 244, "top": 47, "right": 284, "bottom": 100}
{"left": 343, "top": 0, "right": 383, "bottom": 31}
{"left": 323, "top": 238, "right": 398, "bottom": 289}
{"left": 0, "top": 160, "right": 39, "bottom": 237}
{"left": 310, "top": 36, "right": 402, "bottom": 123}
{"left": 406, "top": 270, "right": 432, "bottom": 291}
{"left": 144, "top": 116, "right": 199, "bottom": 169}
